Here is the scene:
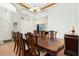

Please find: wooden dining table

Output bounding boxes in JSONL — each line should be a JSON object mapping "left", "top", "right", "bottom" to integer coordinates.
{"left": 37, "top": 37, "right": 64, "bottom": 55}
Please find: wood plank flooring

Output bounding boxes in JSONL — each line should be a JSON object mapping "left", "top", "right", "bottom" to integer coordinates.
{"left": 0, "top": 41, "right": 65, "bottom": 56}
{"left": 0, "top": 41, "right": 16, "bottom": 56}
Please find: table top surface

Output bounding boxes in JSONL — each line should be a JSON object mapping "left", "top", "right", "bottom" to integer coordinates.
{"left": 37, "top": 37, "right": 64, "bottom": 53}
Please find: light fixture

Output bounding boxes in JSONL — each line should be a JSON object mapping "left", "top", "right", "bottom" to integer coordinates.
{"left": 29, "top": 7, "right": 40, "bottom": 13}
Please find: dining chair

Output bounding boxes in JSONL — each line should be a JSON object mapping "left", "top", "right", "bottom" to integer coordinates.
{"left": 48, "top": 30, "right": 55, "bottom": 39}
{"left": 12, "top": 31, "right": 16, "bottom": 52}
{"left": 15, "top": 32, "right": 21, "bottom": 55}
{"left": 17, "top": 32, "right": 31, "bottom": 56}
{"left": 54, "top": 31, "right": 57, "bottom": 39}
{"left": 26, "top": 32, "right": 47, "bottom": 56}
{"left": 12, "top": 31, "right": 19, "bottom": 55}
{"left": 33, "top": 30, "right": 38, "bottom": 36}
{"left": 39, "top": 31, "right": 46, "bottom": 39}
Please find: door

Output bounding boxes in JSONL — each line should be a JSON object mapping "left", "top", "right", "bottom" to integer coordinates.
{"left": 13, "top": 22, "right": 18, "bottom": 32}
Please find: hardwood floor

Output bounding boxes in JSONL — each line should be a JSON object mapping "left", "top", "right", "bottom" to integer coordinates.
{"left": 0, "top": 41, "right": 16, "bottom": 56}
{"left": 0, "top": 41, "right": 65, "bottom": 56}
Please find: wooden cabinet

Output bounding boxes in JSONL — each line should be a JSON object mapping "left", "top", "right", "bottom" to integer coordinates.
{"left": 64, "top": 34, "right": 78, "bottom": 56}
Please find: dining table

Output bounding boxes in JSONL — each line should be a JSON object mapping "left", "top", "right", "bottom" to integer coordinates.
{"left": 37, "top": 37, "right": 64, "bottom": 55}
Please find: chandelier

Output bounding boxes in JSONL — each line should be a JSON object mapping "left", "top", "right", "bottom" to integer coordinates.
{"left": 29, "top": 7, "right": 40, "bottom": 13}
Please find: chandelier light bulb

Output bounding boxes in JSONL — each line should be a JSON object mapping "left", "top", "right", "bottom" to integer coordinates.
{"left": 29, "top": 7, "right": 40, "bottom": 13}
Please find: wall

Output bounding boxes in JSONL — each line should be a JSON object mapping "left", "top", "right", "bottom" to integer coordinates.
{"left": 18, "top": 10, "right": 48, "bottom": 34}
{"left": 0, "top": 4, "right": 35, "bottom": 41}
{"left": 0, "top": 3, "right": 48, "bottom": 41}
{"left": 77, "top": 4, "right": 79, "bottom": 35}
{"left": 0, "top": 6, "right": 14, "bottom": 41}
{"left": 11, "top": 12, "right": 21, "bottom": 32}
{"left": 48, "top": 3, "right": 77, "bottom": 39}
{"left": 20, "top": 14, "right": 35, "bottom": 34}
{"left": 34, "top": 16, "right": 48, "bottom": 31}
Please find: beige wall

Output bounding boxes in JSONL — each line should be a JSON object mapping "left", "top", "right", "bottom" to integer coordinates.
{"left": 48, "top": 3, "right": 78, "bottom": 39}
{"left": 0, "top": 4, "right": 16, "bottom": 41}
{"left": 34, "top": 16, "right": 48, "bottom": 31}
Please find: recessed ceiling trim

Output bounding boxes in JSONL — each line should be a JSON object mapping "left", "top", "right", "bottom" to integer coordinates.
{"left": 40, "top": 3, "right": 56, "bottom": 10}
{"left": 18, "top": 3, "right": 30, "bottom": 9}
{"left": 17, "top": 3, "right": 56, "bottom": 13}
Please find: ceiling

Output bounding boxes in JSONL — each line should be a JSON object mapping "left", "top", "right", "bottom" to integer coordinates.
{"left": 29, "top": 3, "right": 46, "bottom": 7}
{"left": 16, "top": 3, "right": 56, "bottom": 13}
{"left": 19, "top": 3, "right": 56, "bottom": 9}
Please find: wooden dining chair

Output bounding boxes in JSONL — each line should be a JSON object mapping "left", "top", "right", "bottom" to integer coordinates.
{"left": 33, "top": 30, "right": 38, "bottom": 36}
{"left": 26, "top": 32, "right": 47, "bottom": 56}
{"left": 14, "top": 32, "right": 21, "bottom": 55}
{"left": 12, "top": 31, "right": 16, "bottom": 51}
{"left": 12, "top": 31, "right": 19, "bottom": 54}
{"left": 17, "top": 32, "right": 31, "bottom": 56}
{"left": 54, "top": 31, "right": 57, "bottom": 39}
{"left": 13, "top": 32, "right": 23, "bottom": 55}
{"left": 39, "top": 31, "right": 46, "bottom": 38}
{"left": 48, "top": 30, "right": 55, "bottom": 39}
{"left": 25, "top": 33, "right": 34, "bottom": 50}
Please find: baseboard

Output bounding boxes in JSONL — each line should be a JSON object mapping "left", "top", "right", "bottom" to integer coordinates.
{"left": 0, "top": 39, "right": 12, "bottom": 46}
{"left": 3, "top": 39, "right": 12, "bottom": 43}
